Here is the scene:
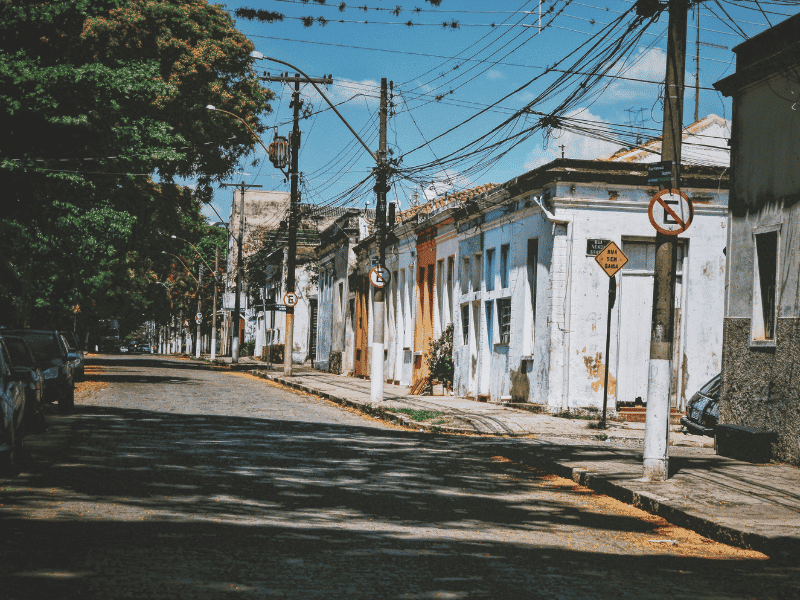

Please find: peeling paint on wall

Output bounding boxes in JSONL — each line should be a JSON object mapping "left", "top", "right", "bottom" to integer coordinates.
{"left": 584, "top": 352, "right": 617, "bottom": 395}
{"left": 509, "top": 360, "right": 530, "bottom": 403}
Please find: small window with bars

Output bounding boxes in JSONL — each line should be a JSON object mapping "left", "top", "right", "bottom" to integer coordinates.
{"left": 461, "top": 303, "right": 470, "bottom": 345}
{"left": 498, "top": 298, "right": 512, "bottom": 344}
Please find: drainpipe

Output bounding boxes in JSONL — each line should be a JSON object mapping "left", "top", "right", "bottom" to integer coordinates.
{"left": 534, "top": 195, "right": 574, "bottom": 412}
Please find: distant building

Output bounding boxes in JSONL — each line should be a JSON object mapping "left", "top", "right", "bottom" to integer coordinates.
{"left": 714, "top": 13, "right": 800, "bottom": 464}
{"left": 600, "top": 114, "right": 731, "bottom": 167}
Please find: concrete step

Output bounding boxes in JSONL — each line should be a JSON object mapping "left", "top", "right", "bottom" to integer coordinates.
{"left": 617, "top": 406, "right": 682, "bottom": 424}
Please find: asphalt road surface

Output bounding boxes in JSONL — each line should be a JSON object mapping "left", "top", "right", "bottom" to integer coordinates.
{"left": 1, "top": 355, "right": 797, "bottom": 599}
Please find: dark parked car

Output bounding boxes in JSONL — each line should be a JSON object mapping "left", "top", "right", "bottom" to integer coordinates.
{"left": 0, "top": 336, "right": 28, "bottom": 472}
{"left": 681, "top": 374, "right": 720, "bottom": 436}
{"left": 60, "top": 330, "right": 85, "bottom": 380}
{"left": 0, "top": 335, "right": 46, "bottom": 431}
{"left": 2, "top": 330, "right": 74, "bottom": 413}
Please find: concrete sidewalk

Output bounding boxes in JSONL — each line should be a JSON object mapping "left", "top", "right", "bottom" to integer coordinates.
{"left": 228, "top": 363, "right": 800, "bottom": 560}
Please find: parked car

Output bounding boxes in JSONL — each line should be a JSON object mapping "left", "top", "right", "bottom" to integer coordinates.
{"left": 681, "top": 374, "right": 721, "bottom": 436}
{"left": 139, "top": 344, "right": 151, "bottom": 354}
{"left": 60, "top": 330, "right": 85, "bottom": 380}
{"left": 119, "top": 345, "right": 129, "bottom": 354}
{"left": 2, "top": 330, "right": 75, "bottom": 413}
{"left": 0, "top": 335, "right": 46, "bottom": 431}
{"left": 0, "top": 336, "right": 28, "bottom": 472}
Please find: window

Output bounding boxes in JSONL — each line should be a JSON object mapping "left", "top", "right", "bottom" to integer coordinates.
{"left": 473, "top": 253, "right": 482, "bottom": 292}
{"left": 500, "top": 244, "right": 510, "bottom": 289}
{"left": 338, "top": 282, "right": 344, "bottom": 322}
{"left": 527, "top": 239, "right": 538, "bottom": 323}
{"left": 446, "top": 257, "right": 455, "bottom": 324}
{"left": 485, "top": 248, "right": 495, "bottom": 292}
{"left": 462, "top": 257, "right": 470, "bottom": 295}
{"left": 461, "top": 303, "right": 470, "bottom": 345}
{"left": 498, "top": 298, "right": 512, "bottom": 344}
{"left": 752, "top": 229, "right": 779, "bottom": 343}
{"left": 485, "top": 300, "right": 494, "bottom": 347}
{"left": 437, "top": 259, "right": 444, "bottom": 328}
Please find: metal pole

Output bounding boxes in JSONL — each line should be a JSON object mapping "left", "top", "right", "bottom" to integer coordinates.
{"left": 370, "top": 78, "right": 389, "bottom": 403}
{"left": 284, "top": 75, "right": 301, "bottom": 377}
{"left": 600, "top": 274, "right": 617, "bottom": 428}
{"left": 195, "top": 265, "right": 202, "bottom": 359}
{"left": 643, "top": 0, "right": 687, "bottom": 481}
{"left": 211, "top": 245, "right": 219, "bottom": 360}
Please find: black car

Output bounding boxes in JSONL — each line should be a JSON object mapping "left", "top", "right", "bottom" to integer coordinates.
{"left": 2, "top": 330, "right": 75, "bottom": 413}
{"left": 60, "top": 330, "right": 85, "bottom": 380}
{"left": 0, "top": 335, "right": 46, "bottom": 431}
{"left": 681, "top": 374, "right": 721, "bottom": 436}
{"left": 0, "top": 337, "right": 28, "bottom": 473}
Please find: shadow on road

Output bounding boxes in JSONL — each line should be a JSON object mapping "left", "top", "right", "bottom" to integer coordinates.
{"left": 3, "top": 403, "right": 797, "bottom": 599}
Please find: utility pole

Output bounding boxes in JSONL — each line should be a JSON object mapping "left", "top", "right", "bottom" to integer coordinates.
{"left": 220, "top": 181, "right": 262, "bottom": 363}
{"left": 261, "top": 72, "right": 332, "bottom": 376}
{"left": 211, "top": 245, "right": 219, "bottom": 360}
{"left": 195, "top": 264, "right": 202, "bottom": 359}
{"left": 643, "top": 0, "right": 688, "bottom": 481}
{"left": 371, "top": 78, "right": 390, "bottom": 402}
{"left": 694, "top": 3, "right": 701, "bottom": 123}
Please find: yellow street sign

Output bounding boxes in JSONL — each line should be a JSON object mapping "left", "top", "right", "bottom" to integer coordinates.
{"left": 595, "top": 241, "right": 628, "bottom": 277}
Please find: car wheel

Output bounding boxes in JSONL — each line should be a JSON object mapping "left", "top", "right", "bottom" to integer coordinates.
{"left": 59, "top": 384, "right": 75, "bottom": 414}
{"left": 1, "top": 432, "right": 18, "bottom": 475}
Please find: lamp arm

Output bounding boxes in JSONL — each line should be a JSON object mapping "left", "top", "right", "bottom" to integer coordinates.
{"left": 210, "top": 107, "right": 270, "bottom": 156}
{"left": 257, "top": 56, "right": 378, "bottom": 164}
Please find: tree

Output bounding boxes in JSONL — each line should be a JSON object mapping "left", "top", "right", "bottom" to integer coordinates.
{"left": 426, "top": 324, "right": 454, "bottom": 393}
{"left": 0, "top": 0, "right": 272, "bottom": 328}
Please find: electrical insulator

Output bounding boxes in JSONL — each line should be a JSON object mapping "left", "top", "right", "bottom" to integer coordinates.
{"left": 268, "top": 135, "right": 290, "bottom": 169}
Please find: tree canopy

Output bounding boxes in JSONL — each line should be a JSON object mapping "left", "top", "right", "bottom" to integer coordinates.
{"left": 0, "top": 0, "right": 272, "bottom": 331}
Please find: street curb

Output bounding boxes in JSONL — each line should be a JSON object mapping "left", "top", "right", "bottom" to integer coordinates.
{"left": 537, "top": 459, "right": 800, "bottom": 560}
{"left": 250, "top": 371, "right": 477, "bottom": 434}
{"left": 248, "top": 369, "right": 800, "bottom": 560}
{"left": 524, "top": 458, "right": 792, "bottom": 559}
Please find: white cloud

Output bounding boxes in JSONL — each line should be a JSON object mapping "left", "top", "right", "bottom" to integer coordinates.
{"left": 422, "top": 169, "right": 471, "bottom": 200}
{"left": 486, "top": 70, "right": 504, "bottom": 81}
{"left": 524, "top": 108, "right": 621, "bottom": 169}
{"left": 603, "top": 47, "right": 666, "bottom": 101}
{"left": 301, "top": 78, "right": 380, "bottom": 111}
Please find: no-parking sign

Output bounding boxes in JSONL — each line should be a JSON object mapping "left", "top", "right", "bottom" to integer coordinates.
{"left": 648, "top": 189, "right": 693, "bottom": 235}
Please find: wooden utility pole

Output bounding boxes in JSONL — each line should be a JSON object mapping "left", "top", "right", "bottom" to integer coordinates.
{"left": 370, "top": 78, "right": 390, "bottom": 402}
{"left": 262, "top": 72, "right": 332, "bottom": 376}
{"left": 643, "top": 0, "right": 688, "bottom": 481}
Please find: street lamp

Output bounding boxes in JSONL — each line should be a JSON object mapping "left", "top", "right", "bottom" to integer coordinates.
{"left": 170, "top": 235, "right": 220, "bottom": 360}
{"left": 250, "top": 53, "right": 391, "bottom": 400}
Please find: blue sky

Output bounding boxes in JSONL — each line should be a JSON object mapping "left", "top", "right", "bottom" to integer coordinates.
{"left": 201, "top": 0, "right": 800, "bottom": 225}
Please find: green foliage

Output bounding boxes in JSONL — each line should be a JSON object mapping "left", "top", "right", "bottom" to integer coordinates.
{"left": 0, "top": 0, "right": 272, "bottom": 329}
{"left": 427, "top": 323, "right": 454, "bottom": 389}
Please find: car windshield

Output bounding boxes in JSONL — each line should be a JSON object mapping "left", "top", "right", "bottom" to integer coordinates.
{"left": 699, "top": 375, "right": 721, "bottom": 399}
{"left": 3, "top": 337, "right": 36, "bottom": 368}
{"left": 61, "top": 332, "right": 79, "bottom": 350}
{"left": 16, "top": 332, "right": 62, "bottom": 366}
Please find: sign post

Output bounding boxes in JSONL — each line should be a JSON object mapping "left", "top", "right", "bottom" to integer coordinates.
{"left": 594, "top": 241, "right": 628, "bottom": 428}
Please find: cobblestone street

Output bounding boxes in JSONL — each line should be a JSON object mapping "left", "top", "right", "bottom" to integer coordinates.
{"left": 1, "top": 355, "right": 796, "bottom": 599}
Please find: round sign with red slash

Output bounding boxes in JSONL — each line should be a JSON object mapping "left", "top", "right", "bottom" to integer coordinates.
{"left": 283, "top": 292, "right": 299, "bottom": 307}
{"left": 648, "top": 189, "right": 693, "bottom": 235}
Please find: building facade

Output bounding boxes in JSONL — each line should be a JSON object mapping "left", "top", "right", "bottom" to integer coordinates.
{"left": 714, "top": 13, "right": 800, "bottom": 464}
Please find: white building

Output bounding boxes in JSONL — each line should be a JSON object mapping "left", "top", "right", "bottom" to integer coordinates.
{"left": 450, "top": 159, "right": 729, "bottom": 414}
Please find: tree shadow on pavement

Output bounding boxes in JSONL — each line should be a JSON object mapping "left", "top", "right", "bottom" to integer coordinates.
{"left": 3, "top": 405, "right": 798, "bottom": 599}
